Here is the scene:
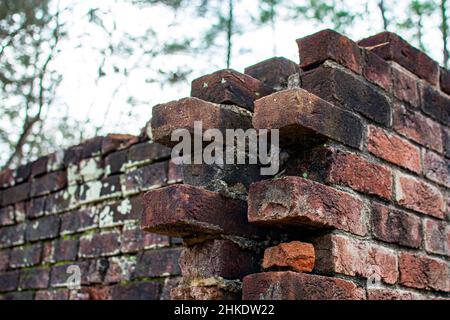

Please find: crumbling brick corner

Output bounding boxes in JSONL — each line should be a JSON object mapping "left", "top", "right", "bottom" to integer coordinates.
{"left": 0, "top": 29, "right": 449, "bottom": 300}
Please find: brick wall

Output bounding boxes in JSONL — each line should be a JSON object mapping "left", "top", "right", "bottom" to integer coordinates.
{"left": 0, "top": 29, "right": 449, "bottom": 300}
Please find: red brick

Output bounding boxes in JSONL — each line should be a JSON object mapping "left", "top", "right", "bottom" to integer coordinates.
{"left": 371, "top": 202, "right": 422, "bottom": 248}
{"left": 424, "top": 218, "right": 449, "bottom": 256}
{"left": 60, "top": 208, "right": 98, "bottom": 235}
{"left": 297, "top": 29, "right": 363, "bottom": 74}
{"left": 314, "top": 234, "right": 398, "bottom": 285}
{"left": 10, "top": 243, "right": 42, "bottom": 268}
{"left": 291, "top": 147, "right": 392, "bottom": 199}
{"left": 362, "top": 49, "right": 393, "bottom": 92}
{"left": 440, "top": 67, "right": 450, "bottom": 95}
{"left": 19, "top": 267, "right": 50, "bottom": 289}
{"left": 393, "top": 103, "right": 443, "bottom": 152}
{"left": 0, "top": 223, "right": 26, "bottom": 248}
{"left": 26, "top": 196, "right": 46, "bottom": 219}
{"left": 105, "top": 150, "right": 127, "bottom": 175}
{"left": 124, "top": 161, "right": 167, "bottom": 194}
{"left": 263, "top": 241, "right": 315, "bottom": 273}
{"left": 300, "top": 64, "right": 391, "bottom": 126}
{"left": 25, "top": 215, "right": 60, "bottom": 241}
{"left": 127, "top": 141, "right": 171, "bottom": 164}
{"left": 167, "top": 158, "right": 182, "bottom": 184}
{"left": 252, "top": 88, "right": 364, "bottom": 150}
{"left": 0, "top": 206, "right": 14, "bottom": 226}
{"left": 79, "top": 136, "right": 103, "bottom": 159}
{"left": 444, "top": 126, "right": 450, "bottom": 158}
{"left": 399, "top": 252, "right": 449, "bottom": 292}
{"left": 391, "top": 66, "right": 420, "bottom": 108}
{"left": 150, "top": 97, "right": 252, "bottom": 147}
{"left": 30, "top": 171, "right": 67, "bottom": 197}
{"left": 45, "top": 188, "right": 75, "bottom": 215}
{"left": 421, "top": 84, "right": 450, "bottom": 125}
{"left": 248, "top": 176, "right": 367, "bottom": 236}
{"left": 161, "top": 277, "right": 181, "bottom": 300}
{"left": 52, "top": 238, "right": 79, "bottom": 262}
{"left": 0, "top": 168, "right": 14, "bottom": 188}
{"left": 245, "top": 57, "right": 299, "bottom": 91}
{"left": 35, "top": 289, "right": 69, "bottom": 300}
{"left": 359, "top": 32, "right": 439, "bottom": 85}
{"left": 180, "top": 239, "right": 259, "bottom": 280}
{"left": 242, "top": 271, "right": 365, "bottom": 300}
{"left": 1, "top": 182, "right": 30, "bottom": 206}
{"left": 0, "top": 271, "right": 20, "bottom": 292}
{"left": 111, "top": 282, "right": 160, "bottom": 300}
{"left": 134, "top": 248, "right": 181, "bottom": 278}
{"left": 46, "top": 150, "right": 65, "bottom": 172}
{"left": 120, "top": 225, "right": 170, "bottom": 253}
{"left": 423, "top": 149, "right": 449, "bottom": 187}
{"left": 368, "top": 125, "right": 421, "bottom": 173}
{"left": 191, "top": 69, "right": 274, "bottom": 111}
{"left": 142, "top": 184, "right": 264, "bottom": 238}
{"left": 15, "top": 163, "right": 31, "bottom": 183}
{"left": 30, "top": 156, "right": 48, "bottom": 178}
{"left": 367, "top": 288, "right": 425, "bottom": 300}
{"left": 0, "top": 291, "right": 34, "bottom": 300}
{"left": 79, "top": 230, "right": 120, "bottom": 258}
{"left": 104, "top": 256, "right": 136, "bottom": 283}
{"left": 395, "top": 173, "right": 445, "bottom": 218}
{"left": 101, "top": 133, "right": 138, "bottom": 155}
{"left": 171, "top": 285, "right": 239, "bottom": 300}
{"left": 50, "top": 261, "right": 90, "bottom": 287}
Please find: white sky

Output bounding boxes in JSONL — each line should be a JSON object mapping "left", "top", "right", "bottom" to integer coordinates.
{"left": 49, "top": 0, "right": 444, "bottom": 140}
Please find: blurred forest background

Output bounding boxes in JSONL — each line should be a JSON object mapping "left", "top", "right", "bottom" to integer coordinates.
{"left": 0, "top": 0, "right": 448, "bottom": 169}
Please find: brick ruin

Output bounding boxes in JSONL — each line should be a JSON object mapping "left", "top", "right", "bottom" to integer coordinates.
{"left": 0, "top": 29, "right": 449, "bottom": 300}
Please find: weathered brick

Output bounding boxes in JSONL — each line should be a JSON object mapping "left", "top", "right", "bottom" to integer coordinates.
{"left": 60, "top": 208, "right": 98, "bottom": 235}
{"left": 191, "top": 69, "right": 274, "bottom": 111}
{"left": 124, "top": 161, "right": 167, "bottom": 194}
{"left": 444, "top": 127, "right": 450, "bottom": 158}
{"left": 161, "top": 277, "right": 181, "bottom": 300}
{"left": 31, "top": 156, "right": 49, "bottom": 178}
{"left": 45, "top": 188, "right": 76, "bottom": 215}
{"left": 68, "top": 157, "right": 104, "bottom": 184}
{"left": 359, "top": 32, "right": 439, "bottom": 85}
{"left": 35, "top": 289, "right": 69, "bottom": 300}
{"left": 180, "top": 240, "right": 259, "bottom": 280}
{"left": 253, "top": 88, "right": 364, "bottom": 150}
{"left": 134, "top": 247, "right": 181, "bottom": 278}
{"left": 362, "top": 49, "right": 393, "bottom": 92}
{"left": 391, "top": 65, "right": 420, "bottom": 108}
{"left": 0, "top": 223, "right": 26, "bottom": 248}
{"left": 80, "top": 136, "right": 103, "bottom": 159}
{"left": 46, "top": 150, "right": 65, "bottom": 172}
{"left": 15, "top": 163, "right": 31, "bottom": 183}
{"left": 0, "top": 169, "right": 14, "bottom": 188}
{"left": 245, "top": 57, "right": 299, "bottom": 91}
{"left": 63, "top": 145, "right": 82, "bottom": 166}
{"left": 30, "top": 171, "right": 67, "bottom": 197}
{"left": 424, "top": 218, "right": 449, "bottom": 256}
{"left": 142, "top": 184, "right": 263, "bottom": 238}
{"left": 127, "top": 142, "right": 171, "bottom": 164}
{"left": 367, "top": 288, "right": 425, "bottom": 300}
{"left": 52, "top": 238, "right": 79, "bottom": 262}
{"left": 243, "top": 271, "right": 365, "bottom": 300}
{"left": 96, "top": 199, "right": 137, "bottom": 228}
{"left": 79, "top": 230, "right": 120, "bottom": 258}
{"left": 13, "top": 202, "right": 26, "bottom": 223}
{"left": 9, "top": 243, "right": 42, "bottom": 268}
{"left": 120, "top": 224, "right": 169, "bottom": 253}
{"left": 399, "top": 252, "right": 449, "bottom": 292}
{"left": 101, "top": 133, "right": 138, "bottom": 155}
{"left": 420, "top": 83, "right": 450, "bottom": 125}
{"left": 105, "top": 150, "right": 127, "bottom": 175}
{"left": 0, "top": 291, "right": 34, "bottom": 300}
{"left": 423, "top": 149, "right": 449, "bottom": 187}
{"left": 0, "top": 249, "right": 9, "bottom": 271}
{"left": 371, "top": 202, "right": 422, "bottom": 248}
{"left": 248, "top": 176, "right": 367, "bottom": 236}
{"left": 0, "top": 271, "right": 20, "bottom": 292}
{"left": 263, "top": 241, "right": 315, "bottom": 273}
{"left": 300, "top": 64, "right": 391, "bottom": 125}
{"left": 395, "top": 173, "right": 445, "bottom": 218}
{"left": 26, "top": 196, "right": 46, "bottom": 218}
{"left": 25, "top": 215, "right": 60, "bottom": 241}
{"left": 1, "top": 182, "right": 30, "bottom": 206}
{"left": 0, "top": 206, "right": 14, "bottom": 226}
{"left": 19, "top": 267, "right": 50, "bottom": 289}
{"left": 50, "top": 261, "right": 90, "bottom": 287}
{"left": 313, "top": 234, "right": 398, "bottom": 285}
{"left": 440, "top": 67, "right": 450, "bottom": 94}
{"left": 368, "top": 125, "right": 421, "bottom": 173}
{"left": 297, "top": 29, "right": 363, "bottom": 74}
{"left": 111, "top": 282, "right": 160, "bottom": 300}
{"left": 289, "top": 146, "right": 392, "bottom": 200}
{"left": 150, "top": 97, "right": 252, "bottom": 147}
{"left": 104, "top": 256, "right": 136, "bottom": 283}
{"left": 393, "top": 103, "right": 443, "bottom": 152}
{"left": 171, "top": 284, "right": 239, "bottom": 300}
{"left": 167, "top": 158, "right": 182, "bottom": 184}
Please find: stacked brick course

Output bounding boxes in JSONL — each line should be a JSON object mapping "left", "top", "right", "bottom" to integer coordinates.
{"left": 0, "top": 29, "right": 449, "bottom": 300}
